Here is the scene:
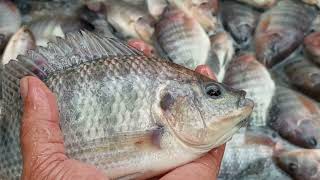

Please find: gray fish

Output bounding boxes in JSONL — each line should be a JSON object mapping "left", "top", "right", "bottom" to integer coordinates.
{"left": 0, "top": 0, "right": 21, "bottom": 51}
{"left": 0, "top": 31, "right": 254, "bottom": 179}
{"left": 221, "top": 1, "right": 259, "bottom": 48}
{"left": 304, "top": 32, "right": 320, "bottom": 66}
{"left": 301, "top": 0, "right": 320, "bottom": 7}
{"left": 223, "top": 54, "right": 275, "bottom": 127}
{"left": 218, "top": 127, "right": 292, "bottom": 180}
{"left": 254, "top": 0, "right": 315, "bottom": 68}
{"left": 1, "top": 26, "right": 35, "bottom": 65}
{"left": 283, "top": 57, "right": 320, "bottom": 101}
{"left": 268, "top": 85, "right": 320, "bottom": 149}
{"left": 155, "top": 6, "right": 211, "bottom": 70}
{"left": 275, "top": 149, "right": 320, "bottom": 180}
{"left": 236, "top": 0, "right": 277, "bottom": 9}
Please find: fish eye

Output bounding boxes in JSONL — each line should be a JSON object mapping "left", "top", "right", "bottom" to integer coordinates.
{"left": 205, "top": 83, "right": 222, "bottom": 98}
{"left": 288, "top": 162, "right": 298, "bottom": 172}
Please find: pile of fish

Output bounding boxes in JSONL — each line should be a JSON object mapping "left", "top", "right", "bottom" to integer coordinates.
{"left": 0, "top": 0, "right": 320, "bottom": 179}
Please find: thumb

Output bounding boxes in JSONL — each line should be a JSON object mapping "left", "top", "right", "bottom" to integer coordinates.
{"left": 20, "top": 76, "right": 107, "bottom": 180}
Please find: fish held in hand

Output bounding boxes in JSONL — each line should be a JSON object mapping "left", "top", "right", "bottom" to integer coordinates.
{"left": 224, "top": 54, "right": 275, "bottom": 127}
{"left": 254, "top": 0, "right": 315, "bottom": 68}
{"left": 304, "top": 32, "right": 320, "bottom": 66}
{"left": 221, "top": 1, "right": 259, "bottom": 48}
{"left": 1, "top": 26, "right": 35, "bottom": 65}
{"left": 275, "top": 149, "right": 320, "bottom": 180}
{"left": 268, "top": 86, "right": 320, "bottom": 149}
{"left": 0, "top": 31, "right": 253, "bottom": 179}
{"left": 155, "top": 6, "right": 211, "bottom": 70}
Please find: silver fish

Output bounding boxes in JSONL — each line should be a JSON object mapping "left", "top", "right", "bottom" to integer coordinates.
{"left": 275, "top": 149, "right": 320, "bottom": 180}
{"left": 236, "top": 0, "right": 277, "bottom": 9}
{"left": 220, "top": 1, "right": 259, "bottom": 48}
{"left": 206, "top": 32, "right": 235, "bottom": 82}
{"left": 254, "top": 0, "right": 315, "bottom": 68}
{"left": 0, "top": 0, "right": 21, "bottom": 51}
{"left": 104, "top": 0, "right": 155, "bottom": 43}
{"left": 155, "top": 6, "right": 211, "bottom": 70}
{"left": 304, "top": 32, "right": 320, "bottom": 66}
{"left": 219, "top": 127, "right": 292, "bottom": 180}
{"left": 224, "top": 54, "right": 275, "bottom": 127}
{"left": 268, "top": 85, "right": 320, "bottom": 149}
{"left": 0, "top": 31, "right": 253, "bottom": 179}
{"left": 1, "top": 26, "right": 35, "bottom": 65}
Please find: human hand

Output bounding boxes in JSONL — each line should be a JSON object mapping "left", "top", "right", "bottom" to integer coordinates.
{"left": 19, "top": 65, "right": 224, "bottom": 180}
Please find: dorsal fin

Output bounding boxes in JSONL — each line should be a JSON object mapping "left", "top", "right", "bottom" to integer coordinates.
{"left": 5, "top": 30, "right": 142, "bottom": 80}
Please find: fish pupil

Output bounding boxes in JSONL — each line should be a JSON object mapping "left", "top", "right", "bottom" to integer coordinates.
{"left": 205, "top": 84, "right": 221, "bottom": 98}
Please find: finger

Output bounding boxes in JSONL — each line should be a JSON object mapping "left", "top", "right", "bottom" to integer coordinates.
{"left": 20, "top": 76, "right": 67, "bottom": 179}
{"left": 195, "top": 65, "right": 217, "bottom": 81}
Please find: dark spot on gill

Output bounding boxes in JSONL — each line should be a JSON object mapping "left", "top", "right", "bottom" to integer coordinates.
{"left": 160, "top": 93, "right": 174, "bottom": 110}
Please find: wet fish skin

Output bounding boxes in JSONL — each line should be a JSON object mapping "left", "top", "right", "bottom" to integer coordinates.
{"left": 236, "top": 0, "right": 277, "bottom": 9}
{"left": 1, "top": 27, "right": 36, "bottom": 65}
{"left": 275, "top": 149, "right": 320, "bottom": 180}
{"left": 221, "top": 1, "right": 259, "bottom": 48}
{"left": 206, "top": 32, "right": 234, "bottom": 81}
{"left": 105, "top": 0, "right": 155, "bottom": 43}
{"left": 254, "top": 0, "right": 315, "bottom": 68}
{"left": 304, "top": 32, "right": 320, "bottom": 66}
{"left": 223, "top": 54, "right": 275, "bottom": 127}
{"left": 268, "top": 86, "right": 320, "bottom": 149}
{"left": 218, "top": 127, "right": 291, "bottom": 180}
{"left": 0, "top": 0, "right": 21, "bottom": 51}
{"left": 0, "top": 31, "right": 254, "bottom": 179}
{"left": 301, "top": 0, "right": 320, "bottom": 7}
{"left": 155, "top": 6, "right": 211, "bottom": 70}
{"left": 283, "top": 57, "right": 320, "bottom": 101}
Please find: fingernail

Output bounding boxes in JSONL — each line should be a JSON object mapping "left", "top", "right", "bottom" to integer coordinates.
{"left": 20, "top": 77, "right": 29, "bottom": 100}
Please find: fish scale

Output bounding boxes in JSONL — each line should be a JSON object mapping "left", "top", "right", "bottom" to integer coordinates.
{"left": 0, "top": 31, "right": 253, "bottom": 179}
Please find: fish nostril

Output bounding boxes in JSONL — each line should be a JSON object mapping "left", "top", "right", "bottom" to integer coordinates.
{"left": 308, "top": 137, "right": 317, "bottom": 147}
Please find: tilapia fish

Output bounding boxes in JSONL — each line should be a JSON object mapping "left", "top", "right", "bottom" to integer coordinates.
{"left": 206, "top": 32, "right": 234, "bottom": 81}
{"left": 104, "top": 0, "right": 155, "bottom": 43}
{"left": 268, "top": 86, "right": 320, "bottom": 149}
{"left": 283, "top": 57, "right": 320, "bottom": 101}
{"left": 155, "top": 6, "right": 210, "bottom": 70}
{"left": 275, "top": 149, "right": 320, "bottom": 180}
{"left": 223, "top": 54, "right": 275, "bottom": 127}
{"left": 236, "top": 0, "right": 277, "bottom": 9}
{"left": 221, "top": 1, "right": 259, "bottom": 48}
{"left": 304, "top": 32, "right": 320, "bottom": 66}
{"left": 218, "top": 127, "right": 291, "bottom": 180}
{"left": 254, "top": 0, "right": 315, "bottom": 68}
{"left": 1, "top": 26, "right": 35, "bottom": 65}
{"left": 0, "top": 0, "right": 21, "bottom": 51}
{"left": 0, "top": 31, "right": 254, "bottom": 179}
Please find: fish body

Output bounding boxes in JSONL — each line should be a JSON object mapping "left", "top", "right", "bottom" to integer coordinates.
{"left": 275, "top": 149, "right": 320, "bottom": 180}
{"left": 155, "top": 6, "right": 211, "bottom": 70}
{"left": 301, "top": 0, "right": 320, "bottom": 7}
{"left": 0, "top": 31, "right": 253, "bottom": 179}
{"left": 0, "top": 0, "right": 21, "bottom": 51}
{"left": 219, "top": 127, "right": 291, "bottom": 180}
{"left": 1, "top": 27, "right": 35, "bottom": 65}
{"left": 105, "top": 0, "right": 155, "bottom": 43}
{"left": 254, "top": 0, "right": 315, "bottom": 68}
{"left": 236, "top": 0, "right": 277, "bottom": 9}
{"left": 304, "top": 32, "right": 320, "bottom": 66}
{"left": 206, "top": 32, "right": 234, "bottom": 81}
{"left": 283, "top": 57, "right": 320, "bottom": 101}
{"left": 224, "top": 54, "right": 275, "bottom": 127}
{"left": 268, "top": 85, "right": 320, "bottom": 149}
{"left": 221, "top": 1, "right": 259, "bottom": 48}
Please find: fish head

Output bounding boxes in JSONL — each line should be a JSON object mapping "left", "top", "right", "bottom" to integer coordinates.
{"left": 255, "top": 29, "right": 302, "bottom": 68}
{"left": 191, "top": 0, "right": 218, "bottom": 32}
{"left": 134, "top": 15, "right": 155, "bottom": 43}
{"left": 158, "top": 74, "right": 253, "bottom": 152}
{"left": 275, "top": 150, "right": 319, "bottom": 179}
